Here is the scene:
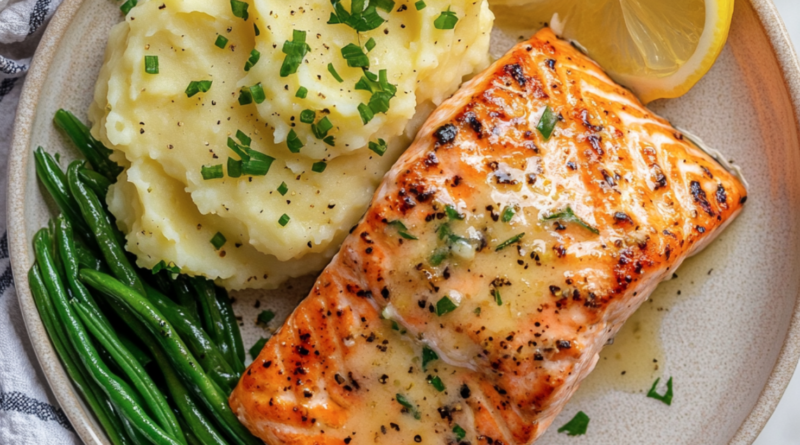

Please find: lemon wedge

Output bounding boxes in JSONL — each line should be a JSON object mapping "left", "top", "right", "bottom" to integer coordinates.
{"left": 493, "top": 0, "right": 734, "bottom": 103}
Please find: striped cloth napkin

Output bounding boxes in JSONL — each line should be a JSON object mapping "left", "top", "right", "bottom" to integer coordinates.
{"left": 1, "top": 0, "right": 80, "bottom": 442}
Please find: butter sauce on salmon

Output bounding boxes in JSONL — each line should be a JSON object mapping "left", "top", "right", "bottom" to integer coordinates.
{"left": 229, "top": 28, "right": 747, "bottom": 444}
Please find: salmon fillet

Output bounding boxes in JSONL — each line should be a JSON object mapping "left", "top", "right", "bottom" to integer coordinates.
{"left": 230, "top": 28, "right": 747, "bottom": 444}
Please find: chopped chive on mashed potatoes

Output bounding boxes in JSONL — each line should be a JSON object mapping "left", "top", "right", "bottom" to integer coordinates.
{"left": 89, "top": 0, "right": 493, "bottom": 289}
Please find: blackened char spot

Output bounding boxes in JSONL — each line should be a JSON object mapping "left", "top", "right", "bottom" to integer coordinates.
{"left": 601, "top": 169, "right": 616, "bottom": 187}
{"left": 652, "top": 164, "right": 667, "bottom": 189}
{"left": 546, "top": 59, "right": 556, "bottom": 70}
{"left": 424, "top": 152, "right": 439, "bottom": 167}
{"left": 434, "top": 124, "right": 457, "bottom": 145}
{"left": 580, "top": 109, "right": 603, "bottom": 132}
{"left": 613, "top": 212, "right": 633, "bottom": 224}
{"left": 690, "top": 181, "right": 715, "bottom": 216}
{"left": 588, "top": 135, "right": 603, "bottom": 156}
{"left": 716, "top": 184, "right": 728, "bottom": 209}
{"left": 464, "top": 111, "right": 483, "bottom": 137}
{"left": 503, "top": 63, "right": 526, "bottom": 87}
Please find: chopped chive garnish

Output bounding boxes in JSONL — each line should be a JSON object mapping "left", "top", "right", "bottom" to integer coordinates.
{"left": 278, "top": 214, "right": 291, "bottom": 226}
{"left": 201, "top": 164, "right": 223, "bottom": 180}
{"left": 120, "top": 0, "right": 137, "bottom": 15}
{"left": 501, "top": 205, "right": 516, "bottom": 223}
{"left": 445, "top": 205, "right": 464, "bottom": 220}
{"left": 422, "top": 346, "right": 438, "bottom": 370}
{"left": 214, "top": 35, "right": 229, "bottom": 48}
{"left": 429, "top": 246, "right": 449, "bottom": 266}
{"left": 493, "top": 288, "right": 502, "bottom": 306}
{"left": 358, "top": 103, "right": 374, "bottom": 124}
{"left": 436, "top": 296, "right": 458, "bottom": 316}
{"left": 242, "top": 150, "right": 274, "bottom": 176}
{"left": 244, "top": 49, "right": 261, "bottom": 71}
{"left": 250, "top": 83, "right": 265, "bottom": 104}
{"left": 249, "top": 337, "right": 268, "bottom": 359}
{"left": 415, "top": 0, "right": 426, "bottom": 10}
{"left": 311, "top": 161, "right": 327, "bottom": 173}
{"left": 369, "top": 138, "right": 387, "bottom": 156}
{"left": 185, "top": 80, "right": 212, "bottom": 97}
{"left": 254, "top": 24, "right": 260, "bottom": 36}
{"left": 210, "top": 232, "right": 227, "bottom": 250}
{"left": 427, "top": 375, "right": 445, "bottom": 392}
{"left": 495, "top": 233, "right": 524, "bottom": 251}
{"left": 395, "top": 394, "right": 420, "bottom": 419}
{"left": 144, "top": 55, "right": 159, "bottom": 74}
{"left": 453, "top": 424, "right": 466, "bottom": 441}
{"left": 434, "top": 7, "right": 458, "bottom": 30}
{"left": 373, "top": 0, "right": 395, "bottom": 11}
{"left": 300, "top": 109, "right": 316, "bottom": 124}
{"left": 296, "top": 86, "right": 308, "bottom": 98}
{"left": 355, "top": 69, "right": 397, "bottom": 115}
{"left": 327, "top": 63, "right": 344, "bottom": 83}
{"left": 647, "top": 377, "right": 673, "bottom": 405}
{"left": 257, "top": 310, "right": 275, "bottom": 325}
{"left": 365, "top": 38, "right": 376, "bottom": 51}
{"left": 388, "top": 219, "right": 417, "bottom": 240}
{"left": 311, "top": 116, "right": 333, "bottom": 139}
{"left": 230, "top": 0, "right": 249, "bottom": 20}
{"left": 152, "top": 260, "right": 180, "bottom": 275}
{"left": 227, "top": 158, "right": 242, "bottom": 178}
{"left": 328, "top": 0, "right": 389, "bottom": 32}
{"left": 227, "top": 137, "right": 250, "bottom": 161}
{"left": 558, "top": 411, "right": 590, "bottom": 436}
{"left": 322, "top": 135, "right": 335, "bottom": 146}
{"left": 277, "top": 182, "right": 289, "bottom": 196}
{"left": 237, "top": 87, "right": 253, "bottom": 106}
{"left": 280, "top": 30, "right": 311, "bottom": 77}
{"left": 341, "top": 43, "right": 370, "bottom": 68}
{"left": 542, "top": 207, "right": 599, "bottom": 234}
{"left": 236, "top": 130, "right": 251, "bottom": 146}
{"left": 474, "top": 307, "right": 481, "bottom": 315}
{"left": 286, "top": 129, "right": 304, "bottom": 153}
{"left": 537, "top": 105, "right": 557, "bottom": 141}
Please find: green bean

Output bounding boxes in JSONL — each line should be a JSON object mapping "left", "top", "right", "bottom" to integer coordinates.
{"left": 149, "top": 343, "right": 227, "bottom": 445}
{"left": 119, "top": 335, "right": 152, "bottom": 368}
{"left": 172, "top": 276, "right": 199, "bottom": 321}
{"left": 67, "top": 161, "right": 145, "bottom": 296}
{"left": 143, "top": 284, "right": 238, "bottom": 393}
{"left": 79, "top": 167, "right": 111, "bottom": 198}
{"left": 152, "top": 271, "right": 173, "bottom": 296}
{"left": 73, "top": 301, "right": 186, "bottom": 444}
{"left": 189, "top": 277, "right": 231, "bottom": 364}
{"left": 33, "top": 229, "right": 180, "bottom": 445}
{"left": 76, "top": 239, "right": 105, "bottom": 272}
{"left": 54, "top": 109, "right": 122, "bottom": 181}
{"left": 28, "top": 263, "right": 129, "bottom": 445}
{"left": 80, "top": 269, "right": 261, "bottom": 445}
{"left": 216, "top": 287, "right": 245, "bottom": 371}
{"left": 33, "top": 147, "right": 94, "bottom": 245}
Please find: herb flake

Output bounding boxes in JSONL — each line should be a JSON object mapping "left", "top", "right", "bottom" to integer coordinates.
{"left": 210, "top": 232, "right": 227, "bottom": 250}
{"left": 557, "top": 411, "right": 589, "bottom": 436}
{"left": 647, "top": 377, "right": 673, "bottom": 405}
{"left": 537, "top": 105, "right": 557, "bottom": 141}
{"left": 436, "top": 296, "right": 458, "bottom": 316}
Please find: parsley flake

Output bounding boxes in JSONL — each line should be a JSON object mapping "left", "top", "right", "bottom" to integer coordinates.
{"left": 422, "top": 346, "right": 438, "bottom": 370}
{"left": 647, "top": 377, "right": 673, "bottom": 405}
{"left": 280, "top": 30, "right": 310, "bottom": 77}
{"left": 557, "top": 411, "right": 589, "bottom": 436}
{"left": 434, "top": 7, "right": 458, "bottom": 30}
{"left": 436, "top": 296, "right": 458, "bottom": 316}
{"left": 537, "top": 105, "right": 558, "bottom": 140}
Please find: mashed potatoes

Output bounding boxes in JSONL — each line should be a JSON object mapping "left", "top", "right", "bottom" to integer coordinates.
{"left": 90, "top": 0, "right": 493, "bottom": 289}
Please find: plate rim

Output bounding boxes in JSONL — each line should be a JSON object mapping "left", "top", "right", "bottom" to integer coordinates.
{"left": 6, "top": 0, "right": 800, "bottom": 444}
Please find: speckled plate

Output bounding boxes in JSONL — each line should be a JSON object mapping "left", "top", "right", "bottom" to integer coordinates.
{"left": 8, "top": 0, "right": 800, "bottom": 443}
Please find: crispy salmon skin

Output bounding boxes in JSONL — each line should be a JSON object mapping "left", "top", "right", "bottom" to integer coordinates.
{"left": 230, "top": 28, "right": 747, "bottom": 444}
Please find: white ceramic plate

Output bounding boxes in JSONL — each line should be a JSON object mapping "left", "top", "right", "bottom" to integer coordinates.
{"left": 8, "top": 0, "right": 800, "bottom": 443}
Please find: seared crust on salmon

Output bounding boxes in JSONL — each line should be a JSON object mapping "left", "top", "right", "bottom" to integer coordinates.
{"left": 230, "top": 28, "right": 747, "bottom": 444}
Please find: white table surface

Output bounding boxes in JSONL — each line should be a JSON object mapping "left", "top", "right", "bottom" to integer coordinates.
{"left": 752, "top": 1, "right": 800, "bottom": 444}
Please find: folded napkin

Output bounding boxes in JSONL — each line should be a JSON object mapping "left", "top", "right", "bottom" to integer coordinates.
{"left": 1, "top": 0, "right": 80, "bottom": 442}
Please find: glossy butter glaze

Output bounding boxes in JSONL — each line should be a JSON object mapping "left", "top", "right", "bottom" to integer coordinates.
{"left": 229, "top": 28, "right": 747, "bottom": 444}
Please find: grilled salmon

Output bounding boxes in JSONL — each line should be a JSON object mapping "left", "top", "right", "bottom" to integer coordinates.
{"left": 229, "top": 27, "right": 747, "bottom": 444}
